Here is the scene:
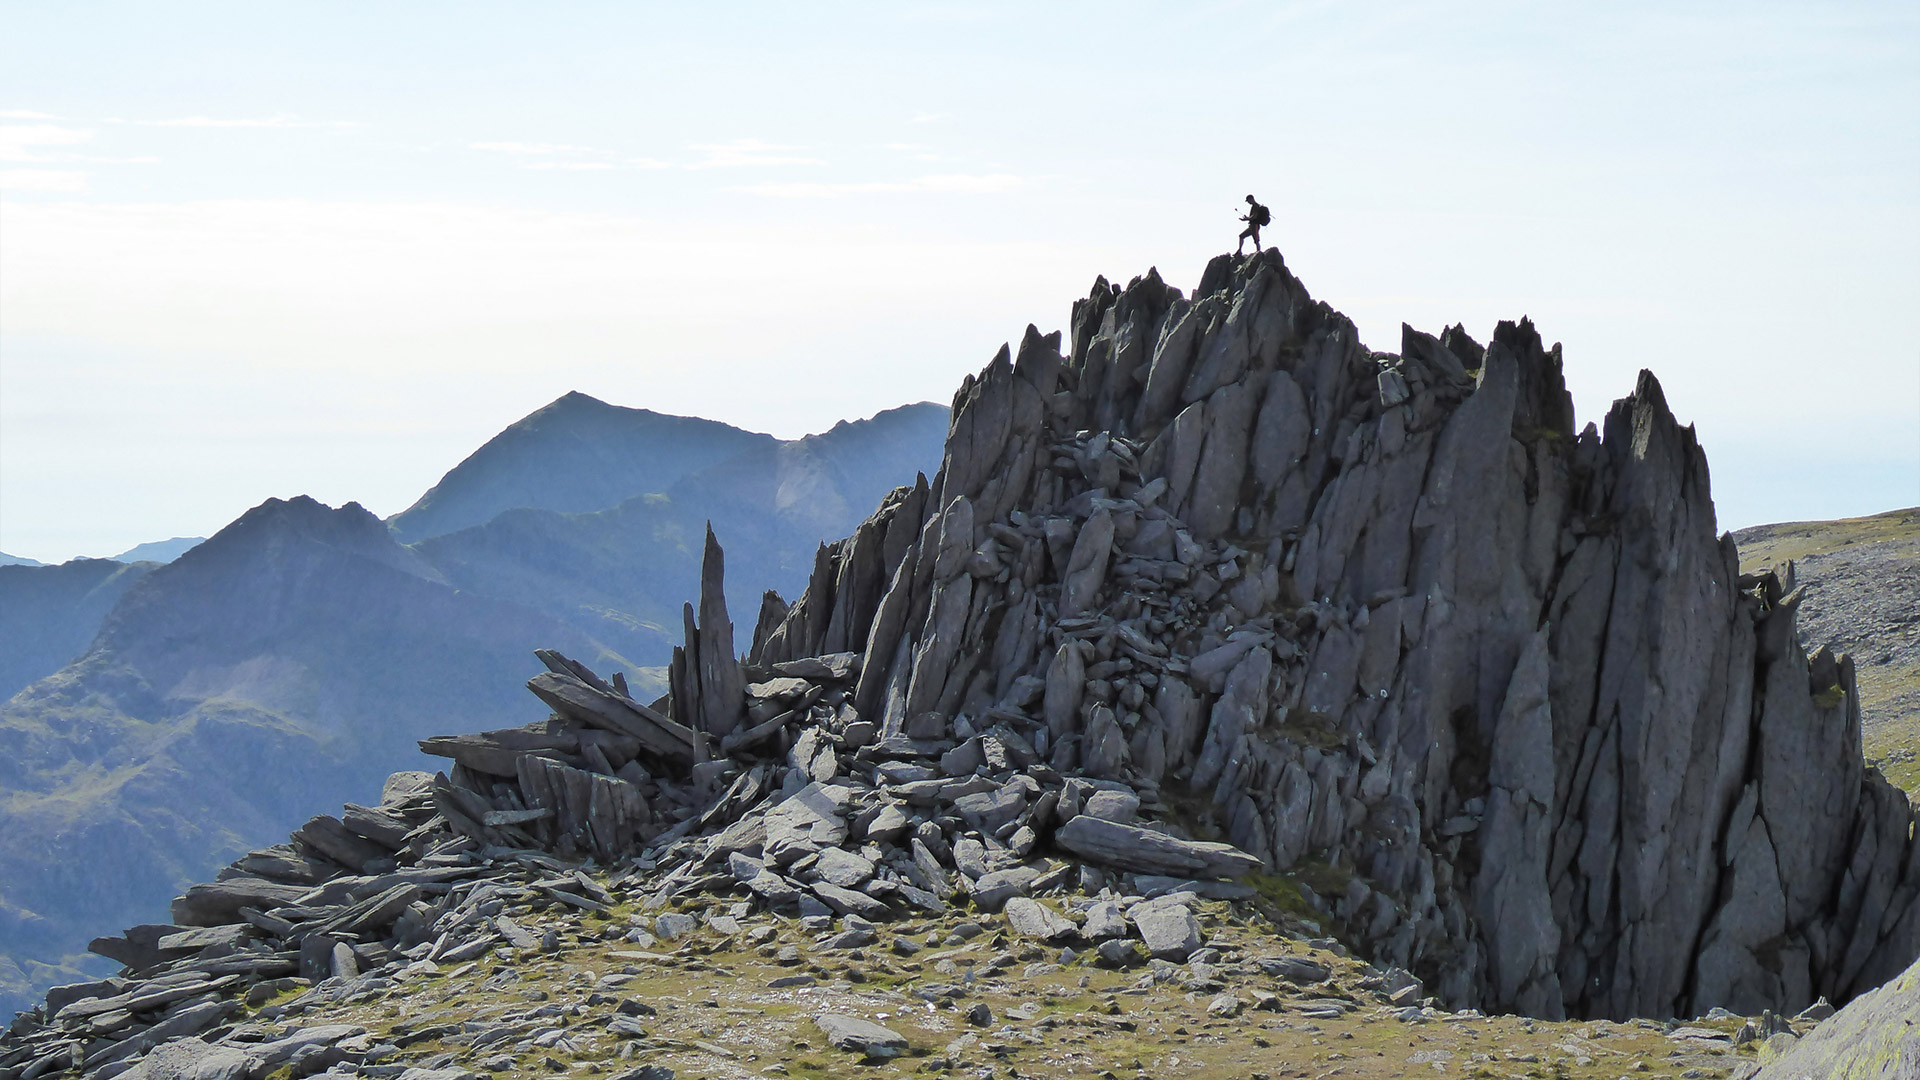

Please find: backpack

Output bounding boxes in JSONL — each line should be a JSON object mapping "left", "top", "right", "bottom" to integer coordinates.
{"left": 1250, "top": 204, "right": 1271, "bottom": 227}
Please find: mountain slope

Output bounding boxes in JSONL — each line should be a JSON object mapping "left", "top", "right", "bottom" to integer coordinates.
{"left": 385, "top": 391, "right": 778, "bottom": 544}
{"left": 0, "top": 496, "right": 632, "bottom": 1012}
{"left": 1735, "top": 507, "right": 1920, "bottom": 790}
{"left": 0, "top": 399, "right": 948, "bottom": 1017}
{"left": 0, "top": 558, "right": 157, "bottom": 703}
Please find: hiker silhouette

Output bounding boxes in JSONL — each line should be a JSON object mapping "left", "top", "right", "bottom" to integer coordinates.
{"left": 1237, "top": 194, "right": 1270, "bottom": 255}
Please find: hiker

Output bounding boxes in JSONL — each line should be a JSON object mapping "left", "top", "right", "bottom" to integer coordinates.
{"left": 1237, "top": 194, "right": 1270, "bottom": 255}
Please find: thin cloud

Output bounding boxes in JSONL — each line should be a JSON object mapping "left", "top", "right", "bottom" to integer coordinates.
{"left": 464, "top": 138, "right": 819, "bottom": 172}
{"left": 469, "top": 141, "right": 590, "bottom": 155}
{"left": 882, "top": 141, "right": 953, "bottom": 163}
{"left": 897, "top": 6, "right": 994, "bottom": 24}
{"left": 0, "top": 124, "right": 94, "bottom": 162}
{"left": 0, "top": 110, "right": 59, "bottom": 120}
{"left": 685, "top": 139, "right": 823, "bottom": 169}
{"left": 0, "top": 169, "right": 88, "bottom": 191}
{"left": 142, "top": 114, "right": 356, "bottom": 129}
{"left": 732, "top": 173, "right": 1022, "bottom": 198}
{"left": 911, "top": 112, "right": 947, "bottom": 124}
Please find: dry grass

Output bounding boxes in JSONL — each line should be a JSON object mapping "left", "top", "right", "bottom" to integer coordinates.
{"left": 254, "top": 888, "right": 1774, "bottom": 1080}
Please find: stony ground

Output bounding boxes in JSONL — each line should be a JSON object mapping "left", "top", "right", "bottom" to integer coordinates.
{"left": 1735, "top": 506, "right": 1920, "bottom": 792}
{"left": 240, "top": 871, "right": 1805, "bottom": 1080}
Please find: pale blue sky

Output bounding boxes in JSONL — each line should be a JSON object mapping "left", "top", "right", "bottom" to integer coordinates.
{"left": 2, "top": 1, "right": 1915, "bottom": 561}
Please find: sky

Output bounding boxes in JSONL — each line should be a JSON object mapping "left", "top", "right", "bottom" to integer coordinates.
{"left": 1, "top": 1, "right": 1915, "bottom": 563}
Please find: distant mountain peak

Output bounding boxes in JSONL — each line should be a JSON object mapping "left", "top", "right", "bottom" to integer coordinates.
{"left": 384, "top": 399, "right": 780, "bottom": 545}
{"left": 220, "top": 495, "right": 382, "bottom": 538}
{"left": 549, "top": 389, "right": 608, "bottom": 409}
{"left": 165, "top": 495, "right": 441, "bottom": 591}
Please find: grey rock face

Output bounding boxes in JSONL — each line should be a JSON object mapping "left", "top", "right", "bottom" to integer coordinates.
{"left": 1002, "top": 898, "right": 1077, "bottom": 942}
{"left": 724, "top": 249, "right": 1904, "bottom": 1022}
{"left": 763, "top": 783, "right": 850, "bottom": 865}
{"left": 1096, "top": 938, "right": 1144, "bottom": 967}
{"left": 654, "top": 913, "right": 697, "bottom": 940}
{"left": 970, "top": 868, "right": 1040, "bottom": 913}
{"left": 1082, "top": 789, "right": 1139, "bottom": 824}
{"left": 1753, "top": 949, "right": 1920, "bottom": 1078}
{"left": 809, "top": 881, "right": 890, "bottom": 920}
{"left": 122, "top": 1040, "right": 254, "bottom": 1080}
{"left": 692, "top": 526, "right": 746, "bottom": 739}
{"left": 810, "top": 847, "right": 876, "bottom": 888}
{"left": 1081, "top": 901, "right": 1128, "bottom": 940}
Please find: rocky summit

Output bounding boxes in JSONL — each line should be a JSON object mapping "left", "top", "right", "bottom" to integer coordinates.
{"left": 1, "top": 249, "right": 1908, "bottom": 1080}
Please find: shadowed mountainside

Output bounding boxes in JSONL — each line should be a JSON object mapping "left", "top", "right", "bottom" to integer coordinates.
{"left": 385, "top": 392, "right": 777, "bottom": 545}
{"left": 0, "top": 559, "right": 158, "bottom": 704}
{"left": 0, "top": 397, "right": 947, "bottom": 1017}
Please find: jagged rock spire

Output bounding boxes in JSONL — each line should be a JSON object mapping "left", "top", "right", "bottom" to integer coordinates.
{"left": 752, "top": 248, "right": 1901, "bottom": 1021}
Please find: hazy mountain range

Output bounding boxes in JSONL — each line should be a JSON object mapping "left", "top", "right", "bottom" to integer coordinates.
{"left": 0, "top": 392, "right": 948, "bottom": 1016}
{"left": 1, "top": 537, "right": 207, "bottom": 570}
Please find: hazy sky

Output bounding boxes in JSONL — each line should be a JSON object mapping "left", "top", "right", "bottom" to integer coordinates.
{"left": 2, "top": 2, "right": 1915, "bottom": 562}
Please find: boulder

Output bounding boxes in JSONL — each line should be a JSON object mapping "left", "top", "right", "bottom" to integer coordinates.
{"left": 1003, "top": 898, "right": 1077, "bottom": 942}
{"left": 764, "top": 783, "right": 851, "bottom": 865}
{"left": 1054, "top": 816, "right": 1261, "bottom": 879}
{"left": 970, "top": 867, "right": 1041, "bottom": 912}
{"left": 1753, "top": 951, "right": 1920, "bottom": 1078}
{"left": 121, "top": 1041, "right": 254, "bottom": 1080}
{"left": 811, "top": 847, "right": 876, "bottom": 889}
{"left": 1131, "top": 901, "right": 1203, "bottom": 961}
{"left": 813, "top": 1014, "right": 909, "bottom": 1059}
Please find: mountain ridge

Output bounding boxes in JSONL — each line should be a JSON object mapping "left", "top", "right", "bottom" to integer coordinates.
{"left": 107, "top": 538, "right": 204, "bottom": 565}
{"left": 386, "top": 391, "right": 779, "bottom": 545}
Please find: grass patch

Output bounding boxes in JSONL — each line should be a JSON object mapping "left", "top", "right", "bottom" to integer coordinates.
{"left": 1246, "top": 871, "right": 1320, "bottom": 923}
